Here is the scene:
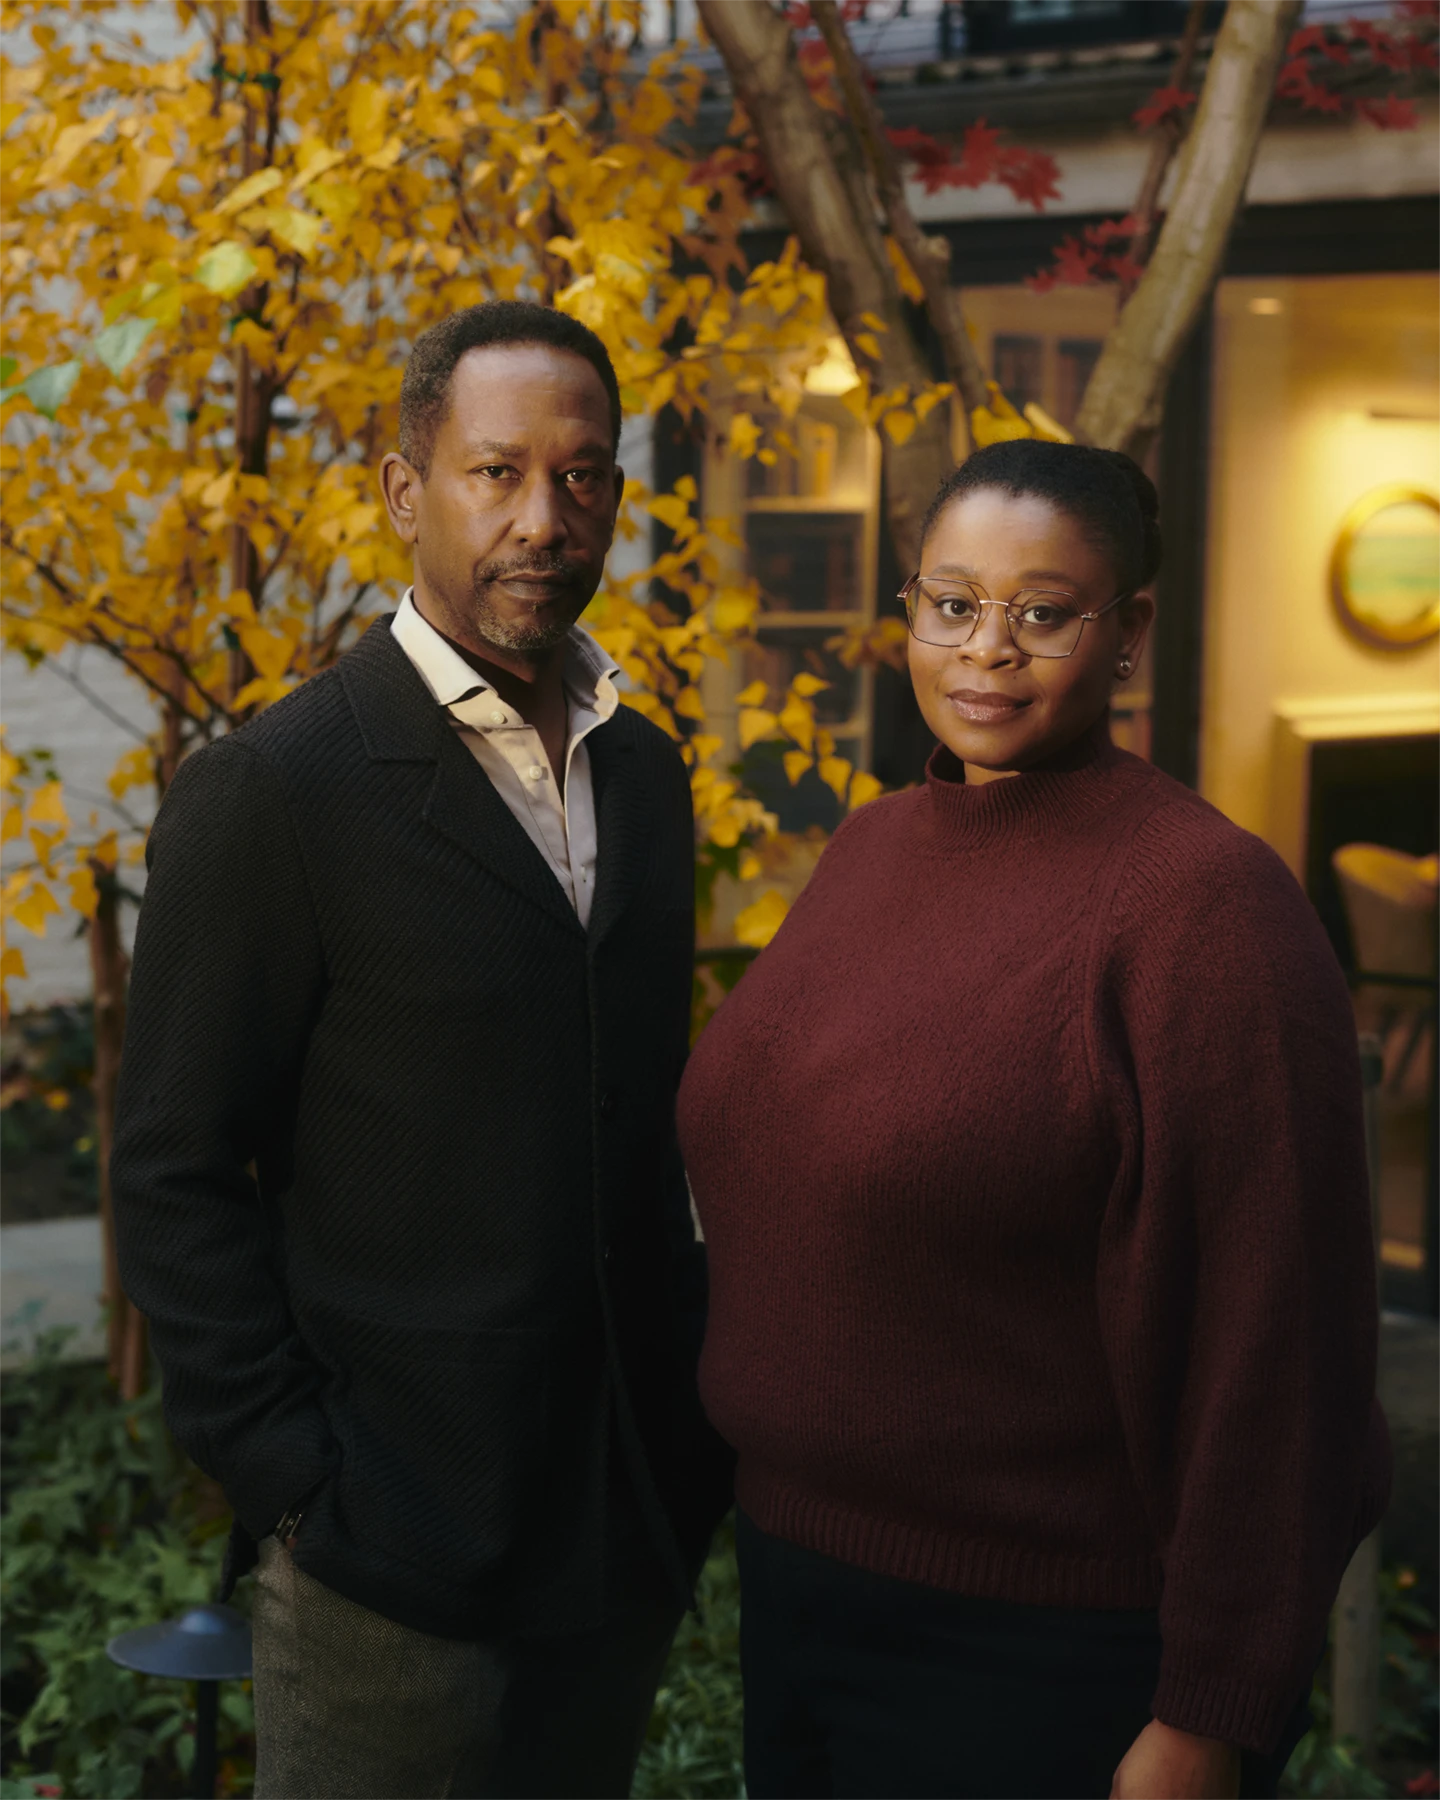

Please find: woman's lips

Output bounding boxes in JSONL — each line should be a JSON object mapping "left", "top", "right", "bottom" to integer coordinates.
{"left": 945, "top": 689, "right": 1030, "bottom": 725}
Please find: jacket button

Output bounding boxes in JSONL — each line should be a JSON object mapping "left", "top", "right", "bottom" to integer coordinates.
{"left": 599, "top": 1091, "right": 618, "bottom": 1119}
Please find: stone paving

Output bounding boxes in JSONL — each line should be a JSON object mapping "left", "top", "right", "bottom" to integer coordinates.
{"left": 1, "top": 1214, "right": 107, "bottom": 1368}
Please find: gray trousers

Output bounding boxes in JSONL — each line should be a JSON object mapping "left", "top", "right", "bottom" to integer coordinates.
{"left": 251, "top": 1537, "right": 681, "bottom": 1799}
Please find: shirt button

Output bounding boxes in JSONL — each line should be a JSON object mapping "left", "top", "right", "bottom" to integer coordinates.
{"left": 488, "top": 710, "right": 506, "bottom": 726}
{"left": 527, "top": 765, "right": 546, "bottom": 781}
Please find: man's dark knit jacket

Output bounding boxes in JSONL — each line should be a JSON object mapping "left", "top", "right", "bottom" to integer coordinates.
{"left": 112, "top": 617, "right": 729, "bottom": 1640}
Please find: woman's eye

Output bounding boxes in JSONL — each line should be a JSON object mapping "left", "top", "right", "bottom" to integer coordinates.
{"left": 935, "top": 595, "right": 980, "bottom": 620}
{"left": 1020, "top": 601, "right": 1073, "bottom": 629}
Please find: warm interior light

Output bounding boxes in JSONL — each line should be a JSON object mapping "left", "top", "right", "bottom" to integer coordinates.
{"left": 1248, "top": 296, "right": 1284, "bottom": 316}
{"left": 804, "top": 335, "right": 860, "bottom": 395}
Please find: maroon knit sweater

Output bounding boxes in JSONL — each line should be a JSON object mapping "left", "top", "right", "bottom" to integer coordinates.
{"left": 678, "top": 721, "right": 1390, "bottom": 1756}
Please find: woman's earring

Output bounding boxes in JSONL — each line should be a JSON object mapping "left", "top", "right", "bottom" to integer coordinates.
{"left": 1117, "top": 656, "right": 1133, "bottom": 678}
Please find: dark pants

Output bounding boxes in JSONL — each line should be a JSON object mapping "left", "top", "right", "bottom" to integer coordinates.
{"left": 252, "top": 1516, "right": 680, "bottom": 1799}
{"left": 736, "top": 1512, "right": 1311, "bottom": 1800}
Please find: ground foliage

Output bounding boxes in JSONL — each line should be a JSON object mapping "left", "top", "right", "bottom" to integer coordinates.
{"left": 0, "top": 1336, "right": 747, "bottom": 1798}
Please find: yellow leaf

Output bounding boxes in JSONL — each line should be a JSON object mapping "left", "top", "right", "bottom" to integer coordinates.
{"left": 196, "top": 241, "right": 257, "bottom": 298}
{"left": 673, "top": 686, "right": 706, "bottom": 723}
{"left": 1, "top": 804, "right": 22, "bottom": 843}
{"left": 727, "top": 412, "right": 761, "bottom": 460}
{"left": 859, "top": 311, "right": 887, "bottom": 332}
{"left": 11, "top": 885, "right": 60, "bottom": 936}
{"left": 308, "top": 182, "right": 362, "bottom": 228}
{"left": 849, "top": 770, "right": 884, "bottom": 808}
{"left": 347, "top": 80, "right": 388, "bottom": 155}
{"left": 38, "top": 109, "right": 117, "bottom": 182}
{"left": 777, "top": 693, "right": 815, "bottom": 753}
{"left": 736, "top": 681, "right": 768, "bottom": 708}
{"left": 215, "top": 167, "right": 284, "bottom": 216}
{"left": 712, "top": 588, "right": 757, "bottom": 634}
{"left": 1023, "top": 401, "right": 1074, "bottom": 444}
{"left": 242, "top": 206, "right": 325, "bottom": 259}
{"left": 789, "top": 672, "right": 828, "bottom": 698}
{"left": 738, "top": 707, "right": 778, "bottom": 751}
{"left": 734, "top": 889, "right": 788, "bottom": 949}
{"left": 885, "top": 235, "right": 925, "bottom": 303}
{"left": 647, "top": 494, "right": 690, "bottom": 533}
{"left": 882, "top": 408, "right": 917, "bottom": 446}
{"left": 108, "top": 745, "right": 153, "bottom": 798}
{"left": 68, "top": 864, "right": 99, "bottom": 920}
{"left": 855, "top": 332, "right": 882, "bottom": 360}
{"left": 133, "top": 152, "right": 173, "bottom": 206}
{"left": 27, "top": 781, "right": 67, "bottom": 827}
{"left": 200, "top": 469, "right": 234, "bottom": 509}
{"left": 690, "top": 734, "right": 722, "bottom": 765}
{"left": 970, "top": 405, "right": 1033, "bottom": 449}
{"left": 782, "top": 749, "right": 811, "bottom": 786}
{"left": 0, "top": 944, "right": 27, "bottom": 981}
{"left": 468, "top": 159, "right": 497, "bottom": 188}
{"left": 675, "top": 475, "right": 697, "bottom": 501}
{"left": 238, "top": 622, "right": 294, "bottom": 684}
{"left": 738, "top": 851, "right": 762, "bottom": 881}
{"left": 473, "top": 66, "right": 506, "bottom": 98}
{"left": 817, "top": 755, "right": 852, "bottom": 800}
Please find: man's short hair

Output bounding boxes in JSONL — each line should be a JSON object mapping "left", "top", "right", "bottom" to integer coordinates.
{"left": 398, "top": 301, "right": 623, "bottom": 476}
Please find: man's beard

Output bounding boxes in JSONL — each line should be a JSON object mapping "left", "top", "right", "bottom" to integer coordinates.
{"left": 468, "top": 554, "right": 590, "bottom": 657}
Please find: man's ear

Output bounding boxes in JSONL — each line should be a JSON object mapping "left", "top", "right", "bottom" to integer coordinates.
{"left": 380, "top": 452, "right": 421, "bottom": 545}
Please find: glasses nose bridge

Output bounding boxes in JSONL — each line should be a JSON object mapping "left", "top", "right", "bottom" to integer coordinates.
{"left": 965, "top": 594, "right": 1021, "bottom": 654}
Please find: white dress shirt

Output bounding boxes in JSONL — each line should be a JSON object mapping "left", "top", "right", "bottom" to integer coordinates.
{"left": 390, "top": 591, "right": 620, "bottom": 929}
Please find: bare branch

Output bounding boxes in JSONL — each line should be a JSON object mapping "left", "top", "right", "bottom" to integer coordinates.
{"left": 810, "top": 0, "right": 987, "bottom": 413}
{"left": 1124, "top": 0, "right": 1210, "bottom": 291}
{"left": 1076, "top": 0, "right": 1304, "bottom": 455}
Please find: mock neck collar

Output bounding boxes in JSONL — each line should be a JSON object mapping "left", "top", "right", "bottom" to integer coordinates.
{"left": 923, "top": 713, "right": 1130, "bottom": 847}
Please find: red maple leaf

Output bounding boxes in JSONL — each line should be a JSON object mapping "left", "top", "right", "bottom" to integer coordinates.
{"left": 1358, "top": 93, "right": 1419, "bottom": 129}
{"left": 1084, "top": 214, "right": 1141, "bottom": 245}
{"left": 1288, "top": 24, "right": 1351, "bottom": 63}
{"left": 1403, "top": 1772, "right": 1439, "bottom": 1799}
{"left": 1133, "top": 84, "right": 1197, "bottom": 131}
{"left": 997, "top": 145, "right": 1061, "bottom": 211}
{"left": 1347, "top": 18, "right": 1412, "bottom": 71}
{"left": 1276, "top": 57, "right": 1346, "bottom": 112}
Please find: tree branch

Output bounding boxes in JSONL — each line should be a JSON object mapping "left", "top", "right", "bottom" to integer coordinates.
{"left": 1076, "top": 0, "right": 1303, "bottom": 455}
{"left": 809, "top": 0, "right": 987, "bottom": 413}
{"left": 696, "top": 0, "right": 951, "bottom": 571}
{"left": 1123, "top": 0, "right": 1209, "bottom": 291}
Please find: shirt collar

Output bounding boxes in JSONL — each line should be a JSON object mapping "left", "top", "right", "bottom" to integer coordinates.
{"left": 391, "top": 589, "right": 619, "bottom": 722}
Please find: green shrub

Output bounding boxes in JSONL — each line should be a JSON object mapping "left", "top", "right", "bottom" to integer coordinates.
{"left": 0, "top": 1334, "right": 252, "bottom": 1799}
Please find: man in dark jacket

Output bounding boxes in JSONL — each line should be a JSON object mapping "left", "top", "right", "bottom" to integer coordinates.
{"left": 113, "top": 302, "right": 729, "bottom": 1798}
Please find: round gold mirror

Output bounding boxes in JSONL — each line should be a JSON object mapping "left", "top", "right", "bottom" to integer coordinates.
{"left": 1330, "top": 484, "right": 1440, "bottom": 650}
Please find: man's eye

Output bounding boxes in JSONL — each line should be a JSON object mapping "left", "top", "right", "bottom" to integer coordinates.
{"left": 475, "top": 465, "right": 515, "bottom": 479}
{"left": 565, "top": 467, "right": 603, "bottom": 486}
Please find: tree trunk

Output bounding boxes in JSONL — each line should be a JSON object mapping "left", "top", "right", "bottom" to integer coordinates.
{"left": 697, "top": 0, "right": 951, "bottom": 573}
{"left": 89, "top": 859, "right": 144, "bottom": 1398}
{"left": 1075, "top": 0, "right": 1303, "bottom": 455}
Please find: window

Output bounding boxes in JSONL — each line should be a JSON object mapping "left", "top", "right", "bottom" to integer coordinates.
{"left": 704, "top": 386, "right": 881, "bottom": 832}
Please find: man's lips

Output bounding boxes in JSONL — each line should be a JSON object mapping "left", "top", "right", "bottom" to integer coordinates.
{"left": 945, "top": 688, "right": 1031, "bottom": 724}
{"left": 489, "top": 574, "right": 576, "bottom": 605}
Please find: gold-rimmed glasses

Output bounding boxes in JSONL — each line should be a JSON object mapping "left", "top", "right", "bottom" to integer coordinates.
{"left": 899, "top": 575, "right": 1129, "bottom": 660}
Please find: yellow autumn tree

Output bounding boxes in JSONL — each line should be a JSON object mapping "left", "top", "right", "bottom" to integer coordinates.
{"left": 0, "top": 0, "right": 919, "bottom": 1385}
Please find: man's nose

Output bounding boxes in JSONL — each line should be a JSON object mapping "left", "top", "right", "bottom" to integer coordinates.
{"left": 511, "top": 473, "right": 568, "bottom": 546}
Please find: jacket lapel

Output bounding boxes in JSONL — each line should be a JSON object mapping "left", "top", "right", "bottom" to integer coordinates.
{"left": 339, "top": 617, "right": 582, "bottom": 935}
{"left": 587, "top": 715, "right": 653, "bottom": 949}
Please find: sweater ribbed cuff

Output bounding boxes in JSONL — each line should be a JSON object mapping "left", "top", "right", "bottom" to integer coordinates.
{"left": 1150, "top": 1664, "right": 1297, "bottom": 1757}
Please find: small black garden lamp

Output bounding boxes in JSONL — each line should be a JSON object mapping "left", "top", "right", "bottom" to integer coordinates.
{"left": 106, "top": 1604, "right": 252, "bottom": 1800}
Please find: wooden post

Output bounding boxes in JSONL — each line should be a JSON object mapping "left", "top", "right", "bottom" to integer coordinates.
{"left": 89, "top": 856, "right": 146, "bottom": 1398}
{"left": 1330, "top": 1031, "right": 1385, "bottom": 1755}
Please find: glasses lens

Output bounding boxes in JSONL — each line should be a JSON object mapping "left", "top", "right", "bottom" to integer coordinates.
{"left": 908, "top": 581, "right": 982, "bottom": 645}
{"left": 1010, "top": 593, "right": 1084, "bottom": 657}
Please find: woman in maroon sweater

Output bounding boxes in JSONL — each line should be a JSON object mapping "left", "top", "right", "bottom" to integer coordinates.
{"left": 677, "top": 441, "right": 1389, "bottom": 1800}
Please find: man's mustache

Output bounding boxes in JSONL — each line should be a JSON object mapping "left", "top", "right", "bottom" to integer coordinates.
{"left": 474, "top": 553, "right": 578, "bottom": 586}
